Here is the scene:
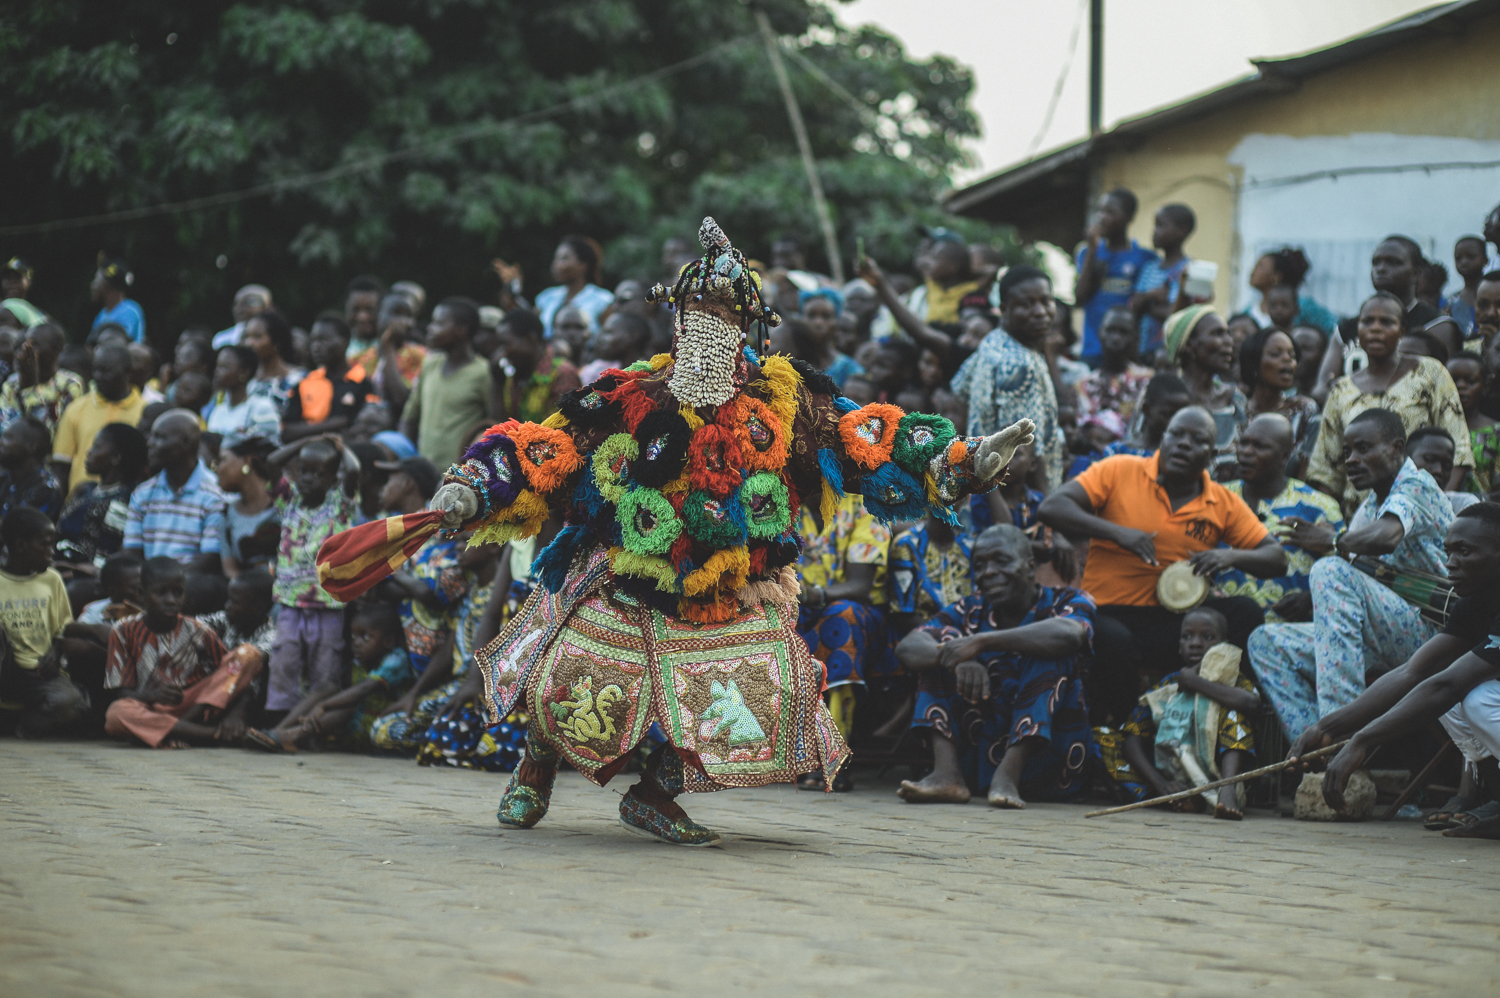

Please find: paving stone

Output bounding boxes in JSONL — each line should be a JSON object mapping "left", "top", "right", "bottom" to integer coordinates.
{"left": 1, "top": 740, "right": 1496, "bottom": 997}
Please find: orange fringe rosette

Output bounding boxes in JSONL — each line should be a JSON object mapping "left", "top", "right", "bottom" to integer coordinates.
{"left": 838, "top": 403, "right": 902, "bottom": 470}
{"left": 732, "top": 395, "right": 789, "bottom": 472}
{"left": 503, "top": 420, "right": 583, "bottom": 495}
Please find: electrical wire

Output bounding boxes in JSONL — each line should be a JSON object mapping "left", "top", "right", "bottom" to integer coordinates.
{"left": 0, "top": 35, "right": 754, "bottom": 237}
{"left": 1026, "top": 0, "right": 1088, "bottom": 161}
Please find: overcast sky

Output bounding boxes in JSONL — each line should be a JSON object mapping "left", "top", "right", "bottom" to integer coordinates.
{"left": 838, "top": 0, "right": 1437, "bottom": 183}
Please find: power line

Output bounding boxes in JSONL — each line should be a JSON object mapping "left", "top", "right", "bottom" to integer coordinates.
{"left": 1027, "top": 0, "right": 1088, "bottom": 160}
{"left": 0, "top": 35, "right": 753, "bottom": 238}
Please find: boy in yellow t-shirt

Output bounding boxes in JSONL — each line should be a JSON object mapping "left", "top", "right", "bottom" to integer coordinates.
{"left": 0, "top": 507, "right": 84, "bottom": 736}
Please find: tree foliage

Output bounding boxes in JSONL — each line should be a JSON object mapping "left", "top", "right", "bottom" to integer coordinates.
{"left": 1, "top": 0, "right": 1022, "bottom": 344}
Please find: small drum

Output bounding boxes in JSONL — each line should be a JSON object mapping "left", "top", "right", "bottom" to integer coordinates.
{"left": 1157, "top": 560, "right": 1209, "bottom": 612}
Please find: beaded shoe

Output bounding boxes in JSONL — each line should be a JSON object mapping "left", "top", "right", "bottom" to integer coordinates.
{"left": 496, "top": 759, "right": 557, "bottom": 830}
{"left": 618, "top": 786, "right": 722, "bottom": 847}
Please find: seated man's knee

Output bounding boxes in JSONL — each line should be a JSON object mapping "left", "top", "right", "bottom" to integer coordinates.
{"left": 1245, "top": 625, "right": 1285, "bottom": 678}
{"left": 103, "top": 698, "right": 135, "bottom": 737}
{"left": 1308, "top": 555, "right": 1356, "bottom": 590}
{"left": 42, "top": 678, "right": 87, "bottom": 724}
{"left": 367, "top": 716, "right": 402, "bottom": 751}
{"left": 1461, "top": 680, "right": 1500, "bottom": 733}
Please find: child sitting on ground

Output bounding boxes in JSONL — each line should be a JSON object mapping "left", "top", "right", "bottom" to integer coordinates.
{"left": 370, "top": 535, "right": 500, "bottom": 754}
{"left": 103, "top": 557, "right": 260, "bottom": 747}
{"left": 77, "top": 552, "right": 144, "bottom": 624}
{"left": 0, "top": 507, "right": 86, "bottom": 737}
{"left": 246, "top": 601, "right": 413, "bottom": 752}
{"left": 197, "top": 567, "right": 278, "bottom": 742}
{"left": 262, "top": 434, "right": 360, "bottom": 722}
{"left": 1094, "top": 607, "right": 1260, "bottom": 820}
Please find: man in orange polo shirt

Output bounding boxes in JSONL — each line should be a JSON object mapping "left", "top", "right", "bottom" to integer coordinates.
{"left": 282, "top": 314, "right": 377, "bottom": 442}
{"left": 1039, "top": 407, "right": 1285, "bottom": 722}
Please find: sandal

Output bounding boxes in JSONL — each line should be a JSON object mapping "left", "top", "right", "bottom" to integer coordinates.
{"left": 1423, "top": 795, "right": 1475, "bottom": 831}
{"left": 1443, "top": 799, "right": 1499, "bottom": 833}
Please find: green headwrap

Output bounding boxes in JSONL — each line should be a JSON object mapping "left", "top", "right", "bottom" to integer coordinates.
{"left": 1, "top": 298, "right": 46, "bottom": 329}
{"left": 1162, "top": 304, "right": 1217, "bottom": 364}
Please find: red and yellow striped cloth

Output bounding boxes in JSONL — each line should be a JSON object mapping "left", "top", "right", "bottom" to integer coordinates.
{"left": 316, "top": 510, "right": 445, "bottom": 602}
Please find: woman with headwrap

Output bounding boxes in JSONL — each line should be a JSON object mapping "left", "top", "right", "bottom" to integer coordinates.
{"left": 1162, "top": 305, "right": 1247, "bottom": 481}
{"left": 794, "top": 287, "right": 862, "bottom": 388}
{"left": 1306, "top": 292, "right": 1471, "bottom": 513}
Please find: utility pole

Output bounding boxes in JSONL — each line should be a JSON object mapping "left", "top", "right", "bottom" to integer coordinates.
{"left": 1089, "top": 0, "right": 1103, "bottom": 135}
{"left": 756, "top": 9, "right": 844, "bottom": 284}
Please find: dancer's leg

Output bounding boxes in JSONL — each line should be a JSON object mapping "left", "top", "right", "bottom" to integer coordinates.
{"left": 496, "top": 726, "right": 561, "bottom": 830}
{"left": 619, "top": 743, "right": 722, "bottom": 847}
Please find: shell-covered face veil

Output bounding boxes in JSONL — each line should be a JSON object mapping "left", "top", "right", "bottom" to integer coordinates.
{"left": 648, "top": 218, "right": 781, "bottom": 407}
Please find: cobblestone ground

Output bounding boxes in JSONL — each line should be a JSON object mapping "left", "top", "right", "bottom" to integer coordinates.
{"left": 2, "top": 740, "right": 1497, "bottom": 998}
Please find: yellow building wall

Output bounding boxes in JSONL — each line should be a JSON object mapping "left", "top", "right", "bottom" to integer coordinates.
{"left": 1095, "top": 12, "right": 1500, "bottom": 310}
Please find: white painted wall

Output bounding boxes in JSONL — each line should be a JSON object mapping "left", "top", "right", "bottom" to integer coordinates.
{"left": 1228, "top": 133, "right": 1500, "bottom": 317}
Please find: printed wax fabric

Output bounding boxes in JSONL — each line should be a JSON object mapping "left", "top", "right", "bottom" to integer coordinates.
{"left": 798, "top": 493, "right": 890, "bottom": 608}
{"left": 1467, "top": 423, "right": 1499, "bottom": 496}
{"left": 1217, "top": 478, "right": 1345, "bottom": 621}
{"left": 909, "top": 589, "right": 1096, "bottom": 800}
{"left": 888, "top": 522, "right": 974, "bottom": 621}
{"left": 104, "top": 614, "right": 227, "bottom": 691}
{"left": 796, "top": 599, "right": 894, "bottom": 687}
{"left": 950, "top": 328, "right": 1063, "bottom": 491}
{"left": 1094, "top": 669, "right": 1257, "bottom": 804}
{"left": 1308, "top": 357, "right": 1471, "bottom": 514}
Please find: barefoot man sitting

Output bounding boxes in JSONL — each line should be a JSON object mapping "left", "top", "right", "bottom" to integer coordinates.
{"left": 895, "top": 524, "right": 1095, "bottom": 808}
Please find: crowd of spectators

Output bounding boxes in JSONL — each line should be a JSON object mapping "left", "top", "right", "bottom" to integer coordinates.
{"left": 2, "top": 195, "right": 1499, "bottom": 837}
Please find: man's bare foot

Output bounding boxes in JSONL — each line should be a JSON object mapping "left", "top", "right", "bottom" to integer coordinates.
{"left": 986, "top": 773, "right": 1026, "bottom": 809}
{"left": 1214, "top": 787, "right": 1242, "bottom": 820}
{"left": 896, "top": 773, "right": 971, "bottom": 804}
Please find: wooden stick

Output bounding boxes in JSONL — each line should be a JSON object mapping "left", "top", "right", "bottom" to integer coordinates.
{"left": 1084, "top": 740, "right": 1350, "bottom": 818}
{"left": 1380, "top": 740, "right": 1454, "bottom": 821}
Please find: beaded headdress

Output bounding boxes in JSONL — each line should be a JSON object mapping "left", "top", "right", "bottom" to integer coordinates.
{"left": 646, "top": 217, "right": 781, "bottom": 333}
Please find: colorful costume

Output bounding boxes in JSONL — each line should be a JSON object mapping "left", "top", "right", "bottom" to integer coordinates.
{"left": 318, "top": 218, "right": 1033, "bottom": 846}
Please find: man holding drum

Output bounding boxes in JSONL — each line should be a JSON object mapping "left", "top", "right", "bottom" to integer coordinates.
{"left": 1038, "top": 407, "right": 1285, "bottom": 723}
